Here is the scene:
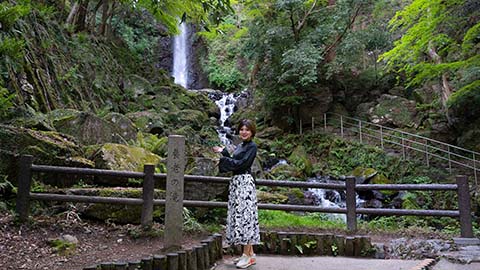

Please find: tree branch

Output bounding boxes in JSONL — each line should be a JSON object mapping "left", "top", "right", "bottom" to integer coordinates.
{"left": 324, "top": 4, "right": 361, "bottom": 57}
{"left": 295, "top": 0, "right": 317, "bottom": 37}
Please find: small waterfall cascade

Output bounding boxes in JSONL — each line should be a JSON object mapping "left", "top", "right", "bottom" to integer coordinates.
{"left": 307, "top": 176, "right": 365, "bottom": 222}
{"left": 173, "top": 22, "right": 188, "bottom": 88}
{"left": 213, "top": 93, "right": 238, "bottom": 145}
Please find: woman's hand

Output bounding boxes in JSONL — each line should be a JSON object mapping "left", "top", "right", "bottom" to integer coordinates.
{"left": 212, "top": 146, "right": 224, "bottom": 153}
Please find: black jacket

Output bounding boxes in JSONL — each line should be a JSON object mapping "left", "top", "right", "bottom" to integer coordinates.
{"left": 219, "top": 140, "right": 257, "bottom": 175}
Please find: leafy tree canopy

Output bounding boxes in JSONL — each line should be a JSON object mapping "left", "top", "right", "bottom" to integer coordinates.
{"left": 380, "top": 0, "right": 480, "bottom": 104}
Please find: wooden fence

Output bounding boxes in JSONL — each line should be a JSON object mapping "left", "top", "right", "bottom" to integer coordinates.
{"left": 16, "top": 135, "right": 475, "bottom": 252}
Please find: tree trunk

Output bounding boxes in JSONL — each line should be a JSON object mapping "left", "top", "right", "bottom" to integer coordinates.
{"left": 66, "top": 2, "right": 80, "bottom": 25}
{"left": 99, "top": 0, "right": 109, "bottom": 35}
{"left": 325, "top": 0, "right": 336, "bottom": 62}
{"left": 106, "top": 1, "right": 116, "bottom": 36}
{"left": 74, "top": 0, "right": 89, "bottom": 32}
{"left": 428, "top": 44, "right": 453, "bottom": 123}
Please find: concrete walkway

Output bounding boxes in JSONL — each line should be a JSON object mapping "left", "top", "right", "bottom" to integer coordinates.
{"left": 214, "top": 255, "right": 423, "bottom": 270}
{"left": 213, "top": 255, "right": 480, "bottom": 270}
{"left": 432, "top": 259, "right": 480, "bottom": 270}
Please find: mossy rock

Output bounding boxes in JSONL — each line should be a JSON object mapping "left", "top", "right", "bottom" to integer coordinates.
{"left": 173, "top": 89, "right": 218, "bottom": 117}
{"left": 0, "top": 124, "right": 93, "bottom": 186}
{"left": 257, "top": 190, "right": 288, "bottom": 204}
{"left": 48, "top": 109, "right": 116, "bottom": 145}
{"left": 172, "top": 109, "right": 209, "bottom": 130}
{"left": 124, "top": 74, "right": 153, "bottom": 98}
{"left": 351, "top": 167, "right": 378, "bottom": 183}
{"left": 103, "top": 112, "right": 138, "bottom": 143}
{"left": 288, "top": 145, "right": 313, "bottom": 177}
{"left": 257, "top": 126, "right": 283, "bottom": 140}
{"left": 126, "top": 111, "right": 170, "bottom": 135}
{"left": 91, "top": 143, "right": 162, "bottom": 186}
{"left": 184, "top": 157, "right": 227, "bottom": 201}
{"left": 370, "top": 174, "right": 396, "bottom": 196}
{"left": 267, "top": 163, "right": 303, "bottom": 180}
{"left": 370, "top": 94, "right": 418, "bottom": 128}
{"left": 8, "top": 106, "right": 54, "bottom": 131}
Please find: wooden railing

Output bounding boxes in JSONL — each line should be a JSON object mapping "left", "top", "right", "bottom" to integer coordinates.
{"left": 16, "top": 136, "right": 475, "bottom": 250}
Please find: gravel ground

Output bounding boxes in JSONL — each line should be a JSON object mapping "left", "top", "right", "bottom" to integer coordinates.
{"left": 0, "top": 213, "right": 208, "bottom": 270}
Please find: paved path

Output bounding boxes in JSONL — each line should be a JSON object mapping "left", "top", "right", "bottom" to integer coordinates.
{"left": 432, "top": 259, "right": 480, "bottom": 270}
{"left": 214, "top": 255, "right": 422, "bottom": 270}
{"left": 213, "top": 255, "right": 480, "bottom": 270}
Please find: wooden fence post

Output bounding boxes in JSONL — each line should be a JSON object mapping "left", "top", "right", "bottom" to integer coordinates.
{"left": 16, "top": 155, "right": 33, "bottom": 222}
{"left": 346, "top": 176, "right": 357, "bottom": 232}
{"left": 141, "top": 164, "right": 155, "bottom": 228}
{"left": 340, "top": 116, "right": 344, "bottom": 138}
{"left": 164, "top": 135, "right": 186, "bottom": 251}
{"left": 324, "top": 113, "right": 327, "bottom": 131}
{"left": 456, "top": 175, "right": 473, "bottom": 238}
{"left": 358, "top": 121, "right": 362, "bottom": 143}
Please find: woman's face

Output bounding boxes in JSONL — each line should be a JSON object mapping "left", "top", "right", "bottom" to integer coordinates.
{"left": 239, "top": 125, "right": 253, "bottom": 141}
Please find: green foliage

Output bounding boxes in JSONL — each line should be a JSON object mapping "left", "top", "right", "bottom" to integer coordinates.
{"left": 0, "top": 2, "right": 29, "bottom": 77}
{"left": 0, "top": 175, "right": 15, "bottom": 195}
{"left": 114, "top": 10, "right": 159, "bottom": 61}
{"left": 130, "top": 133, "right": 168, "bottom": 157}
{"left": 135, "top": 0, "right": 233, "bottom": 34}
{"left": 49, "top": 239, "right": 76, "bottom": 256}
{"left": 205, "top": 53, "right": 245, "bottom": 91}
{"left": 183, "top": 207, "right": 204, "bottom": 232}
{"left": 462, "top": 22, "right": 480, "bottom": 56}
{"left": 0, "top": 37, "right": 25, "bottom": 61}
{"left": 380, "top": 0, "right": 480, "bottom": 112}
{"left": 0, "top": 87, "right": 15, "bottom": 118}
{"left": 447, "top": 80, "right": 480, "bottom": 116}
{"left": 279, "top": 43, "right": 323, "bottom": 86}
{"left": 0, "top": 1, "right": 30, "bottom": 29}
{"left": 199, "top": 16, "right": 248, "bottom": 91}
{"left": 258, "top": 210, "right": 346, "bottom": 230}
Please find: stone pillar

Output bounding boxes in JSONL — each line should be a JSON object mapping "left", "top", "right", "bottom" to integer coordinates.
{"left": 164, "top": 135, "right": 186, "bottom": 251}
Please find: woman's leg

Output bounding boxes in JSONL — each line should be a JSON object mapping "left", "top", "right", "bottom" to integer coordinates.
{"left": 243, "top": 244, "right": 254, "bottom": 256}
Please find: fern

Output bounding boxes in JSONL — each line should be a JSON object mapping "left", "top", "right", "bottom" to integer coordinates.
{"left": 0, "top": 87, "right": 15, "bottom": 118}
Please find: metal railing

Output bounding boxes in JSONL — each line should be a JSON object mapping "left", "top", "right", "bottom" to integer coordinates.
{"left": 16, "top": 135, "right": 475, "bottom": 240}
{"left": 304, "top": 113, "right": 480, "bottom": 189}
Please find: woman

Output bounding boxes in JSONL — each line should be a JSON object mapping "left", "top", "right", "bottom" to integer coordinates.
{"left": 213, "top": 119, "right": 260, "bottom": 269}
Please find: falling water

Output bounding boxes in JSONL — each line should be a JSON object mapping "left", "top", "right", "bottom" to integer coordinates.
{"left": 214, "top": 93, "right": 237, "bottom": 145}
{"left": 307, "top": 177, "right": 365, "bottom": 222}
{"left": 173, "top": 22, "right": 188, "bottom": 88}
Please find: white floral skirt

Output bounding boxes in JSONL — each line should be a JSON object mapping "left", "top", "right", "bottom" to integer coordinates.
{"left": 226, "top": 174, "right": 260, "bottom": 245}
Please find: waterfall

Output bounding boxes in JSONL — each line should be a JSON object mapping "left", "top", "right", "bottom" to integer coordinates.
{"left": 213, "top": 93, "right": 238, "bottom": 145}
{"left": 307, "top": 176, "right": 365, "bottom": 222}
{"left": 173, "top": 22, "right": 188, "bottom": 88}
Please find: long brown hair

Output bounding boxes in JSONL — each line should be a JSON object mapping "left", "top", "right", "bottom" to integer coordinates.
{"left": 237, "top": 119, "right": 256, "bottom": 138}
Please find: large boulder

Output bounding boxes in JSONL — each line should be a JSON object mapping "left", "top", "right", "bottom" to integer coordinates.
{"left": 174, "top": 109, "right": 209, "bottom": 130}
{"left": 0, "top": 124, "right": 93, "bottom": 186}
{"left": 103, "top": 112, "right": 138, "bottom": 143}
{"left": 48, "top": 109, "right": 115, "bottom": 145}
{"left": 124, "top": 74, "right": 153, "bottom": 99}
{"left": 126, "top": 111, "right": 170, "bottom": 135}
{"left": 174, "top": 90, "right": 218, "bottom": 118}
{"left": 7, "top": 106, "right": 54, "bottom": 131}
{"left": 368, "top": 94, "right": 418, "bottom": 128}
{"left": 91, "top": 143, "right": 162, "bottom": 186}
